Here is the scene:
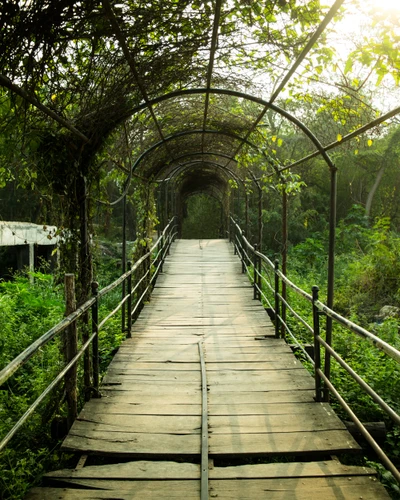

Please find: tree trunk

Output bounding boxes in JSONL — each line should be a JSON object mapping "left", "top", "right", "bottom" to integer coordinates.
{"left": 365, "top": 164, "right": 385, "bottom": 217}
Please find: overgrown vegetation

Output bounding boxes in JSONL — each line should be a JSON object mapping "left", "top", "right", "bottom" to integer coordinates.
{"left": 0, "top": 240, "right": 131, "bottom": 499}
{"left": 1, "top": 0, "right": 400, "bottom": 497}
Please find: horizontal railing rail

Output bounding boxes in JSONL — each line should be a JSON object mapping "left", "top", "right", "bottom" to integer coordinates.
{"left": 0, "top": 216, "right": 178, "bottom": 453}
{"left": 230, "top": 215, "right": 400, "bottom": 484}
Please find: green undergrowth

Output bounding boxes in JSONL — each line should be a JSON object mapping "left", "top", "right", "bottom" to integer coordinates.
{"left": 0, "top": 244, "right": 130, "bottom": 499}
{"left": 251, "top": 215, "right": 400, "bottom": 496}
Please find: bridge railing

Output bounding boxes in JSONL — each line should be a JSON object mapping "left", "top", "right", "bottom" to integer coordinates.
{"left": 0, "top": 216, "right": 178, "bottom": 453}
{"left": 230, "top": 216, "right": 400, "bottom": 483}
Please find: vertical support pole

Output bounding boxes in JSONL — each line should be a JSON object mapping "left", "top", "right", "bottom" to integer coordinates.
{"left": 91, "top": 281, "right": 100, "bottom": 398}
{"left": 157, "top": 187, "right": 161, "bottom": 238}
{"left": 127, "top": 261, "right": 132, "bottom": 339}
{"left": 281, "top": 187, "right": 288, "bottom": 340}
{"left": 165, "top": 182, "right": 169, "bottom": 223}
{"left": 78, "top": 175, "right": 92, "bottom": 401}
{"left": 28, "top": 243, "right": 34, "bottom": 283}
{"left": 122, "top": 194, "right": 127, "bottom": 333}
{"left": 312, "top": 286, "right": 322, "bottom": 402}
{"left": 257, "top": 249, "right": 262, "bottom": 302}
{"left": 253, "top": 244, "right": 258, "bottom": 300}
{"left": 64, "top": 274, "right": 78, "bottom": 428}
{"left": 160, "top": 233, "right": 164, "bottom": 273}
{"left": 325, "top": 168, "right": 337, "bottom": 401}
{"left": 241, "top": 230, "right": 246, "bottom": 274}
{"left": 245, "top": 192, "right": 249, "bottom": 241}
{"left": 274, "top": 260, "right": 280, "bottom": 338}
{"left": 258, "top": 183, "right": 262, "bottom": 251}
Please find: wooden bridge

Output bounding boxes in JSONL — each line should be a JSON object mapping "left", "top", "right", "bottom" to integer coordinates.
{"left": 27, "top": 239, "right": 389, "bottom": 499}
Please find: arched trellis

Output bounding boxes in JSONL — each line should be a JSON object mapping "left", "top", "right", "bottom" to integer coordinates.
{"left": 2, "top": 0, "right": 400, "bottom": 414}
{"left": 157, "top": 159, "right": 246, "bottom": 239}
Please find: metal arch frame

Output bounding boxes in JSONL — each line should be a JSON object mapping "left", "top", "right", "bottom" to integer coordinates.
{"left": 157, "top": 151, "right": 239, "bottom": 178}
{"left": 158, "top": 159, "right": 245, "bottom": 235}
{"left": 163, "top": 160, "right": 245, "bottom": 189}
{"left": 123, "top": 87, "right": 338, "bottom": 368}
{"left": 126, "top": 88, "right": 336, "bottom": 171}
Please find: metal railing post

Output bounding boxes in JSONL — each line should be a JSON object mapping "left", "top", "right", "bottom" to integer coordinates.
{"left": 241, "top": 230, "right": 246, "bottom": 273}
{"left": 253, "top": 244, "right": 258, "bottom": 300}
{"left": 91, "top": 281, "right": 100, "bottom": 398}
{"left": 127, "top": 262, "right": 132, "bottom": 338}
{"left": 160, "top": 234, "right": 164, "bottom": 273}
{"left": 312, "top": 285, "right": 322, "bottom": 402}
{"left": 274, "top": 260, "right": 280, "bottom": 338}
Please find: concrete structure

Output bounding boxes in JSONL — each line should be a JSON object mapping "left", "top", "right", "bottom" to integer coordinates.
{"left": 0, "top": 221, "right": 60, "bottom": 277}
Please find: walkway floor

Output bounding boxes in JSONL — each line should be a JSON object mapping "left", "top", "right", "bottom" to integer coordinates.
{"left": 27, "top": 239, "right": 389, "bottom": 499}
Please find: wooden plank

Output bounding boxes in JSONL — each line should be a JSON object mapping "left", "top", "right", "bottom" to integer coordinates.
{"left": 103, "top": 369, "right": 201, "bottom": 383}
{"left": 98, "top": 389, "right": 200, "bottom": 404}
{"left": 62, "top": 431, "right": 200, "bottom": 455}
{"left": 208, "top": 478, "right": 390, "bottom": 499}
{"left": 26, "top": 483, "right": 199, "bottom": 499}
{"left": 107, "top": 360, "right": 304, "bottom": 371}
{"left": 45, "top": 459, "right": 373, "bottom": 480}
{"left": 208, "top": 402, "right": 339, "bottom": 416}
{"left": 208, "top": 380, "right": 315, "bottom": 393}
{"left": 209, "top": 430, "right": 360, "bottom": 455}
{"left": 71, "top": 415, "right": 201, "bottom": 434}
{"left": 208, "top": 390, "right": 316, "bottom": 405}
{"left": 210, "top": 460, "right": 376, "bottom": 479}
{"left": 46, "top": 460, "right": 200, "bottom": 480}
{"left": 208, "top": 413, "right": 346, "bottom": 434}
{"left": 79, "top": 399, "right": 201, "bottom": 416}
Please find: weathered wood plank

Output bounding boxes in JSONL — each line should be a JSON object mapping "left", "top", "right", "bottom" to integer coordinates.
{"left": 208, "top": 413, "right": 346, "bottom": 434}
{"left": 45, "top": 460, "right": 200, "bottom": 480}
{"left": 26, "top": 484, "right": 199, "bottom": 499}
{"left": 45, "top": 459, "right": 374, "bottom": 481}
{"left": 210, "top": 460, "right": 376, "bottom": 479}
{"left": 209, "top": 430, "right": 360, "bottom": 455}
{"left": 98, "top": 389, "right": 200, "bottom": 404}
{"left": 72, "top": 415, "right": 201, "bottom": 434}
{"left": 208, "top": 480, "right": 389, "bottom": 499}
{"left": 62, "top": 431, "right": 200, "bottom": 455}
{"left": 79, "top": 400, "right": 201, "bottom": 415}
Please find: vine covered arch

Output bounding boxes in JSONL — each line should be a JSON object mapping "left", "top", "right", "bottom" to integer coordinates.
{"left": 1, "top": 0, "right": 400, "bottom": 316}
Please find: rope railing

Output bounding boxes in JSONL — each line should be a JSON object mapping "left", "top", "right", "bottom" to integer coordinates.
{"left": 229, "top": 215, "right": 400, "bottom": 484}
{"left": 0, "top": 216, "right": 178, "bottom": 453}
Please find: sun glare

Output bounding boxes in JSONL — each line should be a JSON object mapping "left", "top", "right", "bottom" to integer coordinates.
{"left": 367, "top": 0, "right": 400, "bottom": 12}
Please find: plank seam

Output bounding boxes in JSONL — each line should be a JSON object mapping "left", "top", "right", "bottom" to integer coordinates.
{"left": 198, "top": 341, "right": 208, "bottom": 500}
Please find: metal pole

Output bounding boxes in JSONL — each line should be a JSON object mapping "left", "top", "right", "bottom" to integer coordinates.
{"left": 258, "top": 183, "right": 262, "bottom": 251}
{"left": 274, "top": 260, "right": 280, "bottom": 339}
{"left": 312, "top": 286, "right": 322, "bottom": 402}
{"left": 127, "top": 261, "right": 132, "bottom": 339}
{"left": 91, "top": 281, "right": 100, "bottom": 398}
{"left": 241, "top": 230, "right": 246, "bottom": 274}
{"left": 245, "top": 192, "right": 249, "bottom": 240}
{"left": 253, "top": 244, "right": 258, "bottom": 300}
{"left": 122, "top": 194, "right": 127, "bottom": 333}
{"left": 325, "top": 167, "right": 337, "bottom": 401}
{"left": 281, "top": 188, "right": 288, "bottom": 340}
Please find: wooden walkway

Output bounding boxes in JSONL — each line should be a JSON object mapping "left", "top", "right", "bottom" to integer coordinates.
{"left": 27, "top": 239, "right": 389, "bottom": 499}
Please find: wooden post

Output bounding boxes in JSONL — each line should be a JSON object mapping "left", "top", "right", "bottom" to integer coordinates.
{"left": 64, "top": 274, "right": 78, "bottom": 428}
